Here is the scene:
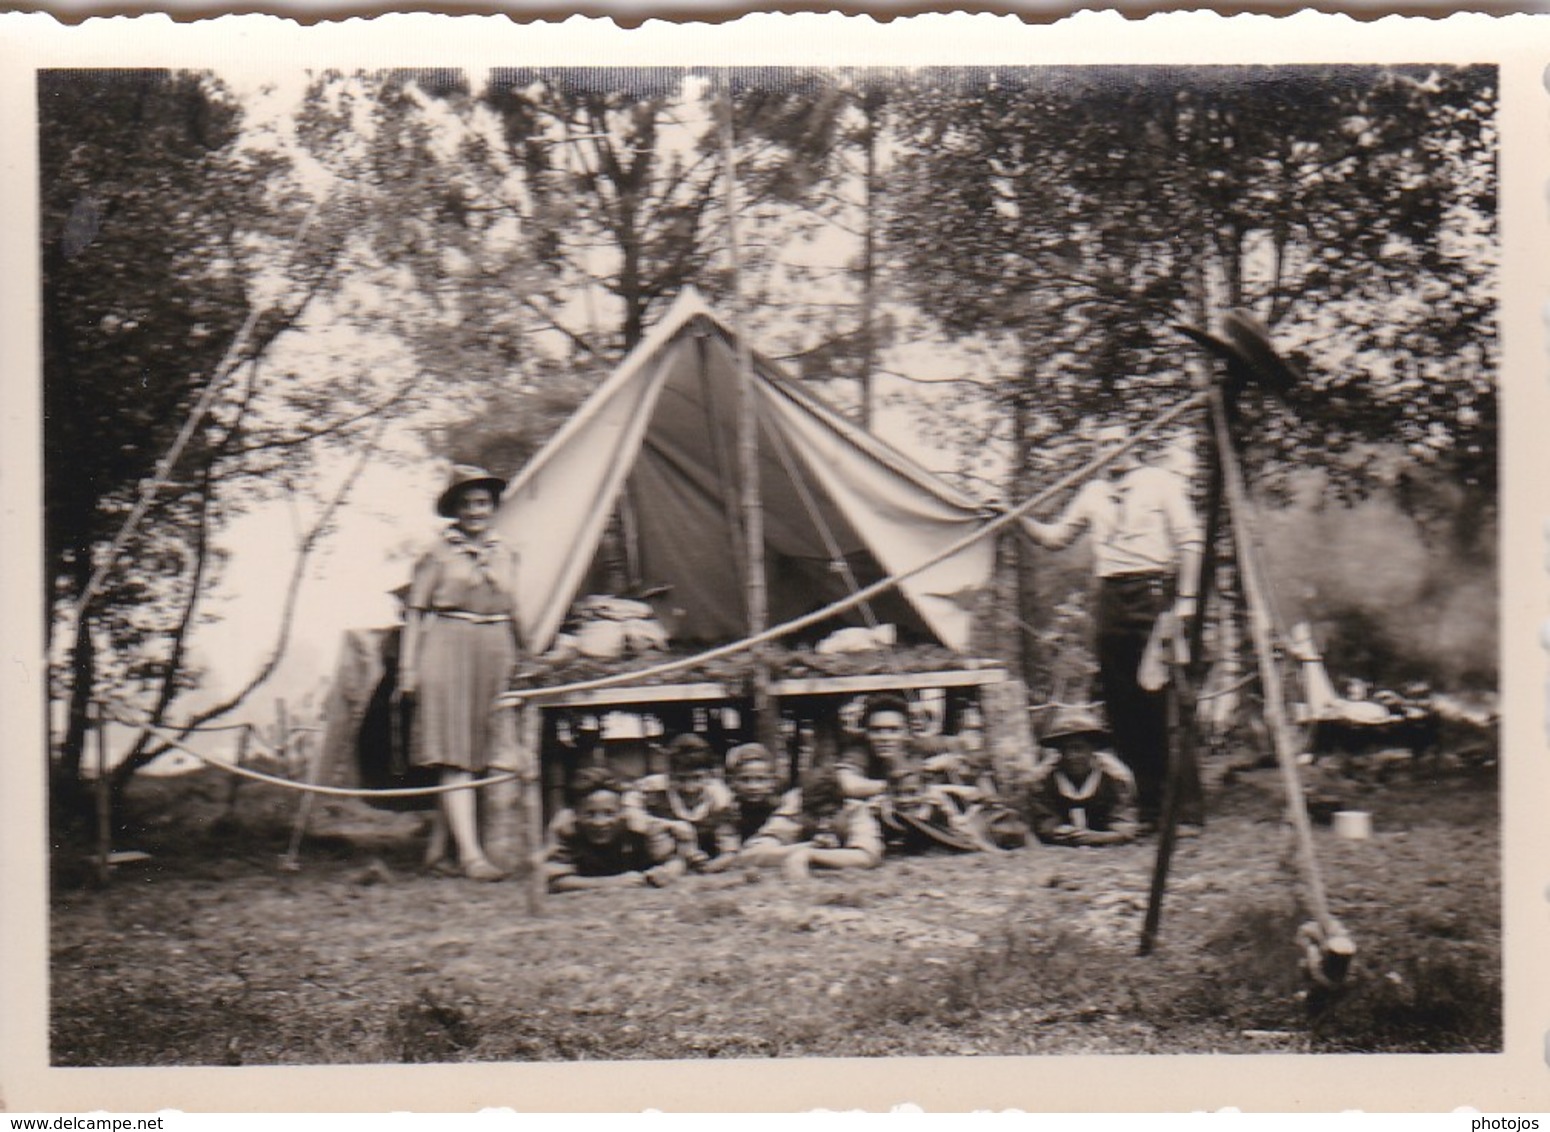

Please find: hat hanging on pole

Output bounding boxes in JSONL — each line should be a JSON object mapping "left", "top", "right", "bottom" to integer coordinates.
{"left": 1177, "top": 309, "right": 1303, "bottom": 401}
{"left": 436, "top": 464, "right": 508, "bottom": 518}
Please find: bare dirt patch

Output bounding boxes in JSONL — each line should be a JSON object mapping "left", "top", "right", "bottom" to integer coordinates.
{"left": 49, "top": 757, "right": 1499, "bottom": 1065}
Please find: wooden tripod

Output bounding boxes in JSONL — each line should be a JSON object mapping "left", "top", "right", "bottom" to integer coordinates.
{"left": 1138, "top": 316, "right": 1355, "bottom": 988}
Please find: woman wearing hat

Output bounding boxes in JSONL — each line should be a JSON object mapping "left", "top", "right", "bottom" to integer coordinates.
{"left": 1029, "top": 707, "right": 1138, "bottom": 847}
{"left": 400, "top": 465, "right": 523, "bottom": 881}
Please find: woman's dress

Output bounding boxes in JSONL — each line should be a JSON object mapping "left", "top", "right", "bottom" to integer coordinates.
{"left": 407, "top": 528, "right": 521, "bottom": 772}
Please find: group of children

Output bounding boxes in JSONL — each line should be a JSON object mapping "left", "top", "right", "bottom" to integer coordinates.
{"left": 541, "top": 694, "right": 1144, "bottom": 893}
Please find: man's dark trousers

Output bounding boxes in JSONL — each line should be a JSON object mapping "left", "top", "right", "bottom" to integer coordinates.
{"left": 1096, "top": 573, "right": 1204, "bottom": 827}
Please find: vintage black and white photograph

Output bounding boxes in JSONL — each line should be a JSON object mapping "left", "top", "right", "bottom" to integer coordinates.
{"left": 27, "top": 43, "right": 1508, "bottom": 1085}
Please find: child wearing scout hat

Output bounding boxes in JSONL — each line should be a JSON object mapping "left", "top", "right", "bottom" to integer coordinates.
{"left": 1030, "top": 706, "right": 1139, "bottom": 847}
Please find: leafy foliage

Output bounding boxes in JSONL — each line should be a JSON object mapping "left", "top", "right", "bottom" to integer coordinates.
{"left": 41, "top": 70, "right": 253, "bottom": 599}
{"left": 888, "top": 65, "right": 1496, "bottom": 495}
{"left": 481, "top": 68, "right": 729, "bottom": 352}
{"left": 42, "top": 70, "right": 264, "bottom": 789}
{"left": 389, "top": 67, "right": 900, "bottom": 467}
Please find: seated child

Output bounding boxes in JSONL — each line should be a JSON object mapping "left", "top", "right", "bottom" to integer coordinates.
{"left": 723, "top": 743, "right": 789, "bottom": 840}
{"left": 839, "top": 693, "right": 1012, "bottom": 853}
{"left": 836, "top": 693, "right": 977, "bottom": 799}
{"left": 740, "top": 764, "right": 883, "bottom": 881}
{"left": 1028, "top": 708, "right": 1138, "bottom": 847}
{"left": 875, "top": 761, "right": 1013, "bottom": 854}
{"left": 544, "top": 766, "right": 689, "bottom": 892}
{"left": 920, "top": 767, "right": 1029, "bottom": 852}
{"left": 634, "top": 733, "right": 739, "bottom": 871}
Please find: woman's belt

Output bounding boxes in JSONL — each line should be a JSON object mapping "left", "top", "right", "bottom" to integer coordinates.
{"left": 431, "top": 609, "right": 511, "bottom": 624}
{"left": 1098, "top": 570, "right": 1170, "bottom": 584}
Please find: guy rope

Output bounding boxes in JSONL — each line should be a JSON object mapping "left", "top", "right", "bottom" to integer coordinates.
{"left": 98, "top": 705, "right": 521, "bottom": 800}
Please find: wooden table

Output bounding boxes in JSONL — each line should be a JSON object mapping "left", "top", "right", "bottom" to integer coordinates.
{"left": 527, "top": 665, "right": 1012, "bottom": 816}
{"left": 530, "top": 665, "right": 1008, "bottom": 708}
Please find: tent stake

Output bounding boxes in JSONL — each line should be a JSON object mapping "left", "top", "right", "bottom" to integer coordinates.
{"left": 225, "top": 725, "right": 250, "bottom": 822}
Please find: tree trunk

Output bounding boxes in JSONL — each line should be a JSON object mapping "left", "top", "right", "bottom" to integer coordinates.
{"left": 990, "top": 529, "right": 1021, "bottom": 671}
{"left": 112, "top": 480, "right": 214, "bottom": 791}
{"left": 1010, "top": 361, "right": 1041, "bottom": 691}
{"left": 57, "top": 553, "right": 97, "bottom": 787}
{"left": 1015, "top": 530, "right": 1040, "bottom": 692}
{"left": 857, "top": 90, "right": 884, "bottom": 431}
{"left": 621, "top": 245, "right": 644, "bottom": 351}
{"left": 52, "top": 552, "right": 99, "bottom": 831}
{"left": 980, "top": 677, "right": 1039, "bottom": 790}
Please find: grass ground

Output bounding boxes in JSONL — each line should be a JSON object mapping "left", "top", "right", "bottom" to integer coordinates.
{"left": 49, "top": 752, "right": 1500, "bottom": 1065}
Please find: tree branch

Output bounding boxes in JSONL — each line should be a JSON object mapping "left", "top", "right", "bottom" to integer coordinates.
{"left": 112, "top": 469, "right": 215, "bottom": 786}
{"left": 220, "top": 385, "right": 416, "bottom": 457}
{"left": 643, "top": 148, "right": 718, "bottom": 226}
{"left": 876, "top": 367, "right": 998, "bottom": 389}
{"left": 514, "top": 293, "right": 603, "bottom": 358}
{"left": 172, "top": 390, "right": 404, "bottom": 737}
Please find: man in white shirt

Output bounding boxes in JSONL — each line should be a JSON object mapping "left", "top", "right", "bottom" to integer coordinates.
{"left": 1023, "top": 424, "right": 1205, "bottom": 831}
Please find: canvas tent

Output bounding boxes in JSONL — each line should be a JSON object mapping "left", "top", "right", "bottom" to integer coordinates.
{"left": 493, "top": 288, "right": 997, "bottom": 656}
{"left": 315, "top": 292, "right": 1002, "bottom": 798}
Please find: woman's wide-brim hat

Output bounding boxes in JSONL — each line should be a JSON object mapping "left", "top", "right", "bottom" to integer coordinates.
{"left": 436, "top": 464, "right": 508, "bottom": 518}
{"left": 1042, "top": 706, "right": 1110, "bottom": 748}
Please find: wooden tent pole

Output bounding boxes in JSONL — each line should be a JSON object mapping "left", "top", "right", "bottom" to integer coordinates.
{"left": 482, "top": 699, "right": 543, "bottom": 912}
{"left": 719, "top": 74, "right": 776, "bottom": 751}
{"left": 279, "top": 760, "right": 321, "bottom": 872}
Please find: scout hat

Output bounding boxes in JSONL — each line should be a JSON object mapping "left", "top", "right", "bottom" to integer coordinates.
{"left": 1041, "top": 706, "right": 1110, "bottom": 748}
{"left": 436, "top": 464, "right": 508, "bottom": 518}
{"left": 725, "top": 742, "right": 774, "bottom": 773}
{"left": 665, "top": 732, "right": 717, "bottom": 772}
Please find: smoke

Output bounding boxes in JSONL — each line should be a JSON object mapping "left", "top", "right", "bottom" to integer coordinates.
{"left": 1258, "top": 490, "right": 1497, "bottom": 691}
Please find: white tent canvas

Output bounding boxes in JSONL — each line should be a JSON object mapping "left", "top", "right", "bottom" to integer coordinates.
{"left": 492, "top": 289, "right": 996, "bottom": 656}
